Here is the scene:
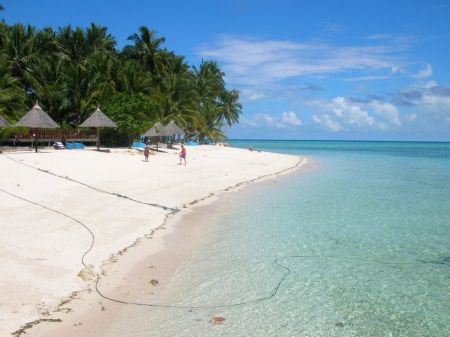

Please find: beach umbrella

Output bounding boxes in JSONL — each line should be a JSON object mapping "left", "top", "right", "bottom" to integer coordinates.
{"left": 144, "top": 121, "right": 184, "bottom": 137}
{"left": 79, "top": 106, "right": 117, "bottom": 150}
{"left": 143, "top": 122, "right": 166, "bottom": 150}
{"left": 144, "top": 121, "right": 184, "bottom": 149}
{"left": 15, "top": 102, "right": 60, "bottom": 152}
{"left": 144, "top": 122, "right": 164, "bottom": 137}
{"left": 163, "top": 121, "right": 184, "bottom": 136}
{"left": 0, "top": 115, "right": 9, "bottom": 127}
{"left": 163, "top": 121, "right": 184, "bottom": 145}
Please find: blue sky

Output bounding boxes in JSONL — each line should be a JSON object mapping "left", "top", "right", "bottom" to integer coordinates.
{"left": 3, "top": 0, "right": 450, "bottom": 140}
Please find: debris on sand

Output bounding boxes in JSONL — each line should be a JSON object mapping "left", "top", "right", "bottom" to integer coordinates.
{"left": 210, "top": 316, "right": 225, "bottom": 325}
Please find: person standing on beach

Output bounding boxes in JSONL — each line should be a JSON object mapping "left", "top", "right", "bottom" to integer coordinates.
{"left": 179, "top": 144, "right": 187, "bottom": 165}
{"left": 144, "top": 146, "right": 150, "bottom": 162}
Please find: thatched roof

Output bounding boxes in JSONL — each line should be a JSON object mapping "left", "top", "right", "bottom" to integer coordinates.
{"left": 79, "top": 107, "right": 117, "bottom": 128}
{"left": 15, "top": 103, "right": 60, "bottom": 129}
{"left": 0, "top": 115, "right": 9, "bottom": 127}
{"left": 164, "top": 121, "right": 184, "bottom": 135}
{"left": 144, "top": 121, "right": 184, "bottom": 137}
{"left": 144, "top": 122, "right": 164, "bottom": 137}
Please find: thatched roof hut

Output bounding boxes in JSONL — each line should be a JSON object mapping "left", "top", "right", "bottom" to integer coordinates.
{"left": 15, "top": 103, "right": 59, "bottom": 129}
{"left": 79, "top": 107, "right": 117, "bottom": 150}
{"left": 79, "top": 107, "right": 117, "bottom": 128}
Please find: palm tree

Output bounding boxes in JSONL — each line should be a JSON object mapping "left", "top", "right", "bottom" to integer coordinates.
{"left": 86, "top": 23, "right": 116, "bottom": 53}
{"left": 26, "top": 54, "right": 69, "bottom": 121}
{"left": 152, "top": 71, "right": 200, "bottom": 127}
{"left": 196, "top": 101, "right": 226, "bottom": 142}
{"left": 116, "top": 60, "right": 152, "bottom": 95}
{"left": 35, "top": 27, "right": 59, "bottom": 56}
{"left": 0, "top": 24, "right": 40, "bottom": 92}
{"left": 193, "top": 60, "right": 225, "bottom": 103}
{"left": 57, "top": 25, "right": 90, "bottom": 62}
{"left": 123, "top": 26, "right": 166, "bottom": 77}
{"left": 218, "top": 89, "right": 242, "bottom": 127}
{"left": 161, "top": 52, "right": 189, "bottom": 77}
{"left": 60, "top": 59, "right": 109, "bottom": 124}
{"left": 87, "top": 52, "right": 117, "bottom": 103}
{"left": 56, "top": 24, "right": 115, "bottom": 62}
{"left": 0, "top": 56, "right": 27, "bottom": 120}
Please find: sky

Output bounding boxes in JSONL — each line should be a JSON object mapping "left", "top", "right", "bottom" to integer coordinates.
{"left": 2, "top": 0, "right": 450, "bottom": 141}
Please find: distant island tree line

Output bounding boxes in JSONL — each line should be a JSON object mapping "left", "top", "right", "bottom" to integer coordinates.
{"left": 0, "top": 11, "right": 242, "bottom": 145}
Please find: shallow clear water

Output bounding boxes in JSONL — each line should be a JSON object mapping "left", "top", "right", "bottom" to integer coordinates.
{"left": 113, "top": 141, "right": 450, "bottom": 337}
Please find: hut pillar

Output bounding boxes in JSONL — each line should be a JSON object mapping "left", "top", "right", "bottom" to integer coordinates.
{"left": 96, "top": 128, "right": 100, "bottom": 150}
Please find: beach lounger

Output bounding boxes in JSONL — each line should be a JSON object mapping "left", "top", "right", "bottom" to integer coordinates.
{"left": 66, "top": 142, "right": 85, "bottom": 150}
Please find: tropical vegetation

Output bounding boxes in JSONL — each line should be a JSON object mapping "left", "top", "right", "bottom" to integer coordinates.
{"left": 0, "top": 18, "right": 242, "bottom": 144}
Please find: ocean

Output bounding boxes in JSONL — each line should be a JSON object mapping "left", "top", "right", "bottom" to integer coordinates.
{"left": 111, "top": 141, "right": 450, "bottom": 337}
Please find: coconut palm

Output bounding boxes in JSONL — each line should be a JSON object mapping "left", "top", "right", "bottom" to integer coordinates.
{"left": 25, "top": 54, "right": 68, "bottom": 121}
{"left": 116, "top": 60, "right": 152, "bottom": 95}
{"left": 218, "top": 89, "right": 242, "bottom": 127}
{"left": 0, "top": 24, "right": 40, "bottom": 92}
{"left": 0, "top": 56, "right": 27, "bottom": 120}
{"left": 161, "top": 53, "right": 189, "bottom": 76}
{"left": 86, "top": 23, "right": 116, "bottom": 53}
{"left": 194, "top": 60, "right": 225, "bottom": 103}
{"left": 86, "top": 52, "right": 117, "bottom": 102}
{"left": 195, "top": 101, "right": 226, "bottom": 142}
{"left": 153, "top": 71, "right": 200, "bottom": 127}
{"left": 57, "top": 26, "right": 90, "bottom": 62}
{"left": 124, "top": 26, "right": 166, "bottom": 77}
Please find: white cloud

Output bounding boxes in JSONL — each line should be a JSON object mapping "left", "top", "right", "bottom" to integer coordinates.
{"left": 312, "top": 114, "right": 343, "bottom": 132}
{"left": 330, "top": 97, "right": 375, "bottom": 127}
{"left": 198, "top": 36, "right": 406, "bottom": 86}
{"left": 257, "top": 113, "right": 279, "bottom": 126}
{"left": 365, "top": 34, "right": 418, "bottom": 45}
{"left": 240, "top": 117, "right": 259, "bottom": 128}
{"left": 248, "top": 92, "right": 265, "bottom": 101}
{"left": 240, "top": 89, "right": 266, "bottom": 101}
{"left": 345, "top": 74, "right": 392, "bottom": 82}
{"left": 393, "top": 82, "right": 450, "bottom": 109}
{"left": 421, "top": 80, "right": 438, "bottom": 89}
{"left": 421, "top": 93, "right": 450, "bottom": 109}
{"left": 389, "top": 82, "right": 450, "bottom": 129}
{"left": 243, "top": 111, "right": 303, "bottom": 128}
{"left": 309, "top": 96, "right": 403, "bottom": 132}
{"left": 370, "top": 101, "right": 401, "bottom": 126}
{"left": 405, "top": 114, "right": 417, "bottom": 122}
{"left": 281, "top": 111, "right": 303, "bottom": 126}
{"left": 412, "top": 64, "right": 433, "bottom": 79}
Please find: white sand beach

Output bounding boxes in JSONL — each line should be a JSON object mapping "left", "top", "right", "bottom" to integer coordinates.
{"left": 0, "top": 145, "right": 305, "bottom": 336}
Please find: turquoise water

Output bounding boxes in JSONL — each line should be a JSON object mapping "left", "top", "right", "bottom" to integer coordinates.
{"left": 114, "top": 141, "right": 450, "bottom": 336}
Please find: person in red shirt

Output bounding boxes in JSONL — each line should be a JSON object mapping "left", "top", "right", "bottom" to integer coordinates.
{"left": 179, "top": 144, "right": 187, "bottom": 165}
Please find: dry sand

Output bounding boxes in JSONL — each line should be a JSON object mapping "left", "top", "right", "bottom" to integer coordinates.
{"left": 0, "top": 145, "right": 305, "bottom": 336}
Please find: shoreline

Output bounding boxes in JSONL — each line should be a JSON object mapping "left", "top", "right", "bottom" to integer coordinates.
{"left": 27, "top": 158, "right": 311, "bottom": 337}
{"left": 0, "top": 146, "right": 307, "bottom": 336}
